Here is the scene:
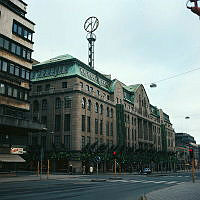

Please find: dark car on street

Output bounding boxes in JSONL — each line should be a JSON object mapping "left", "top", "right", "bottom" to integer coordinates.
{"left": 139, "top": 168, "right": 152, "bottom": 175}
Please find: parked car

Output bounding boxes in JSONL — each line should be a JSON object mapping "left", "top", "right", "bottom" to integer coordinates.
{"left": 139, "top": 168, "right": 152, "bottom": 175}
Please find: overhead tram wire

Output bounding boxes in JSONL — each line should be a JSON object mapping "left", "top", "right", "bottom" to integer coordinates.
{"left": 144, "top": 66, "right": 200, "bottom": 86}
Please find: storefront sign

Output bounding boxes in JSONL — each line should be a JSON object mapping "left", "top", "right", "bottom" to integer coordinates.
{"left": 10, "top": 148, "right": 24, "bottom": 155}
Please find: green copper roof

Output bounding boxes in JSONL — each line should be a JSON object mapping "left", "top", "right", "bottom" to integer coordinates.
{"left": 34, "top": 54, "right": 75, "bottom": 66}
{"left": 124, "top": 84, "right": 141, "bottom": 92}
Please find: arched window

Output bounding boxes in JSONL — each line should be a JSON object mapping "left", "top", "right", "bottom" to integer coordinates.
{"left": 42, "top": 99, "right": 47, "bottom": 110}
{"left": 88, "top": 99, "right": 91, "bottom": 111}
{"left": 82, "top": 97, "right": 86, "bottom": 109}
{"left": 100, "top": 104, "right": 103, "bottom": 114}
{"left": 111, "top": 108, "right": 113, "bottom": 118}
{"left": 55, "top": 97, "right": 61, "bottom": 109}
{"left": 64, "top": 96, "right": 72, "bottom": 108}
{"left": 33, "top": 100, "right": 39, "bottom": 112}
{"left": 107, "top": 107, "right": 109, "bottom": 117}
{"left": 95, "top": 102, "right": 99, "bottom": 113}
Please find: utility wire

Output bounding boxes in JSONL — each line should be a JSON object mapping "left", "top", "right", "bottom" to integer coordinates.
{"left": 144, "top": 66, "right": 200, "bottom": 85}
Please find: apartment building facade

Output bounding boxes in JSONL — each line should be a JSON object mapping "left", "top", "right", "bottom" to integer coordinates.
{"left": 0, "top": 0, "right": 44, "bottom": 168}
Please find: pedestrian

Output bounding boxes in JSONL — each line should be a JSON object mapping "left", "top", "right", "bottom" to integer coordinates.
{"left": 82, "top": 165, "right": 86, "bottom": 175}
{"left": 89, "top": 166, "right": 93, "bottom": 174}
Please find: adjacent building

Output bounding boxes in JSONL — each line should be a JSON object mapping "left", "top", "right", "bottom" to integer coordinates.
{"left": 30, "top": 54, "right": 175, "bottom": 172}
{"left": 0, "top": 0, "right": 44, "bottom": 170}
{"left": 175, "top": 133, "right": 199, "bottom": 169}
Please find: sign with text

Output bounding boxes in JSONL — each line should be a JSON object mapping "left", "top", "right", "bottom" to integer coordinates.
{"left": 10, "top": 148, "right": 24, "bottom": 155}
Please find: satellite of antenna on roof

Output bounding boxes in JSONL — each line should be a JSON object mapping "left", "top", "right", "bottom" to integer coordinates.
{"left": 84, "top": 16, "right": 99, "bottom": 69}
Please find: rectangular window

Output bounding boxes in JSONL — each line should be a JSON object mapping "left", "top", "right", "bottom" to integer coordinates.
{"left": 4, "top": 40, "right": 9, "bottom": 50}
{"left": 13, "top": 23, "right": 18, "bottom": 33}
{"left": 82, "top": 115, "right": 86, "bottom": 132}
{"left": 106, "top": 121, "right": 109, "bottom": 136}
{"left": 45, "top": 84, "right": 50, "bottom": 91}
{"left": 21, "top": 69, "right": 25, "bottom": 79}
{"left": 37, "top": 85, "right": 42, "bottom": 92}
{"left": 55, "top": 114, "right": 61, "bottom": 131}
{"left": 27, "top": 51, "right": 31, "bottom": 60}
{"left": 95, "top": 119, "right": 98, "bottom": 134}
{"left": 64, "top": 135, "right": 71, "bottom": 149}
{"left": 80, "top": 82, "right": 83, "bottom": 88}
{"left": 110, "top": 122, "right": 113, "bottom": 136}
{"left": 7, "top": 86, "right": 13, "bottom": 96}
{"left": 87, "top": 136, "right": 91, "bottom": 145}
{"left": 64, "top": 99, "right": 71, "bottom": 108}
{"left": 0, "top": 37, "right": 3, "bottom": 47}
{"left": 24, "top": 29, "right": 28, "bottom": 39}
{"left": 64, "top": 114, "right": 70, "bottom": 131}
{"left": 97, "top": 90, "right": 100, "bottom": 96}
{"left": 18, "top": 26, "right": 22, "bottom": 36}
{"left": 41, "top": 116, "right": 47, "bottom": 127}
{"left": 24, "top": 92, "right": 28, "bottom": 101}
{"left": 15, "top": 66, "right": 20, "bottom": 76}
{"left": 54, "top": 136, "right": 61, "bottom": 146}
{"left": 62, "top": 82, "right": 68, "bottom": 88}
{"left": 2, "top": 61, "right": 7, "bottom": 72}
{"left": 13, "top": 88, "right": 17, "bottom": 98}
{"left": 100, "top": 120, "right": 103, "bottom": 135}
{"left": 22, "top": 49, "right": 26, "bottom": 58}
{"left": 87, "top": 116, "right": 91, "bottom": 132}
{"left": 82, "top": 136, "right": 85, "bottom": 148}
{"left": 16, "top": 45, "right": 21, "bottom": 56}
{"left": 0, "top": 83, "right": 5, "bottom": 94}
{"left": 25, "top": 71, "right": 30, "bottom": 80}
{"left": 28, "top": 32, "right": 32, "bottom": 41}
{"left": 11, "top": 43, "right": 16, "bottom": 53}
{"left": 9, "top": 64, "right": 15, "bottom": 74}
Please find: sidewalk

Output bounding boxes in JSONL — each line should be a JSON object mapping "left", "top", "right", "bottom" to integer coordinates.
{"left": 0, "top": 174, "right": 89, "bottom": 183}
{"left": 145, "top": 180, "right": 200, "bottom": 200}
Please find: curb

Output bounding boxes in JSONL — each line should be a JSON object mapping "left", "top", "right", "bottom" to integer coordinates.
{"left": 91, "top": 179, "right": 107, "bottom": 182}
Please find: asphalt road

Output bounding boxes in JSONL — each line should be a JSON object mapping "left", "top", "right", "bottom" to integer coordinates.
{"left": 0, "top": 172, "right": 198, "bottom": 200}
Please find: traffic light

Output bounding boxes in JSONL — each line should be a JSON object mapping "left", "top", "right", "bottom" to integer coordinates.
{"left": 189, "top": 148, "right": 194, "bottom": 159}
{"left": 113, "top": 151, "right": 117, "bottom": 159}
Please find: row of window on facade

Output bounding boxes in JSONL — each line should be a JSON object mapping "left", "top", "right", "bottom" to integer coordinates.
{"left": 32, "top": 135, "right": 71, "bottom": 150}
{"left": 0, "top": 82, "right": 28, "bottom": 101}
{"left": 82, "top": 115, "right": 113, "bottom": 136}
{"left": 0, "top": 57, "right": 30, "bottom": 80}
{"left": 126, "top": 127, "right": 137, "bottom": 141}
{"left": 0, "top": 35, "right": 32, "bottom": 61}
{"left": 13, "top": 20, "right": 33, "bottom": 42}
{"left": 33, "top": 97, "right": 72, "bottom": 112}
{"left": 80, "top": 82, "right": 110, "bottom": 100}
{"left": 35, "top": 82, "right": 68, "bottom": 93}
{"left": 124, "top": 114, "right": 137, "bottom": 126}
{"left": 82, "top": 97, "right": 114, "bottom": 117}
{"left": 81, "top": 136, "right": 113, "bottom": 148}
{"left": 33, "top": 114, "right": 71, "bottom": 132}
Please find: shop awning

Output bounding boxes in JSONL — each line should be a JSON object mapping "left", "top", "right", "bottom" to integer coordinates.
{"left": 0, "top": 154, "right": 25, "bottom": 163}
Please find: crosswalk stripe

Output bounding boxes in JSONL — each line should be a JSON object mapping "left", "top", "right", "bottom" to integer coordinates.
{"left": 165, "top": 181, "right": 177, "bottom": 184}
{"left": 108, "top": 179, "right": 183, "bottom": 185}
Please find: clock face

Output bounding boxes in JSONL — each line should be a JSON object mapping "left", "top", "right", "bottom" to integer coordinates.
{"left": 84, "top": 16, "right": 99, "bottom": 33}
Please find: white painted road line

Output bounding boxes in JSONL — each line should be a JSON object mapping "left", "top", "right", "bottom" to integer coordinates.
{"left": 165, "top": 181, "right": 178, "bottom": 184}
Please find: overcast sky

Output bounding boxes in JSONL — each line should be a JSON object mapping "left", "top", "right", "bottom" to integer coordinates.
{"left": 25, "top": 0, "right": 200, "bottom": 143}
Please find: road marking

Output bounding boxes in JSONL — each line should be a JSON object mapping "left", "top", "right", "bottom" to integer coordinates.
{"left": 165, "top": 181, "right": 177, "bottom": 184}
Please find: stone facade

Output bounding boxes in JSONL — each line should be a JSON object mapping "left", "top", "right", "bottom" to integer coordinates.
{"left": 30, "top": 54, "right": 175, "bottom": 158}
